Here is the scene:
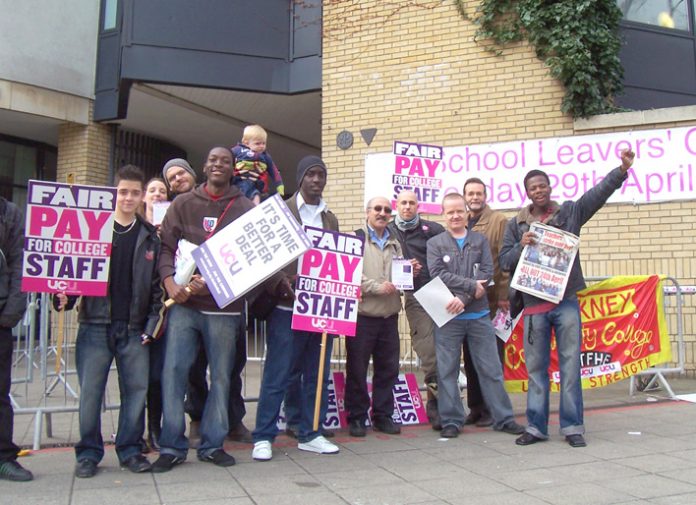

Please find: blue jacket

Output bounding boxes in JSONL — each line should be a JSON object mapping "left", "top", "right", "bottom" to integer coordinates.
{"left": 427, "top": 230, "right": 493, "bottom": 313}
{"left": 499, "top": 166, "right": 629, "bottom": 309}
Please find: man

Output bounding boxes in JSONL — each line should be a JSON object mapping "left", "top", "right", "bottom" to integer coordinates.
{"left": 162, "top": 158, "right": 196, "bottom": 195}
{"left": 500, "top": 149, "right": 635, "bottom": 448}
{"left": 252, "top": 155, "right": 340, "bottom": 461}
{"left": 57, "top": 165, "right": 164, "bottom": 478}
{"left": 427, "top": 193, "right": 524, "bottom": 438}
{"left": 153, "top": 147, "right": 254, "bottom": 472}
{"left": 0, "top": 197, "right": 32, "bottom": 482}
{"left": 461, "top": 177, "right": 510, "bottom": 427}
{"left": 346, "top": 197, "right": 405, "bottom": 437}
{"left": 387, "top": 190, "right": 444, "bottom": 429}
{"left": 162, "top": 157, "right": 252, "bottom": 445}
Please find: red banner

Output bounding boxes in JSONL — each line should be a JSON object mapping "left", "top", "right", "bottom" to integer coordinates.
{"left": 503, "top": 275, "right": 671, "bottom": 392}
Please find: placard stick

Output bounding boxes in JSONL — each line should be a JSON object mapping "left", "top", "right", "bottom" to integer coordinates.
{"left": 54, "top": 307, "right": 65, "bottom": 374}
{"left": 312, "top": 331, "right": 328, "bottom": 431}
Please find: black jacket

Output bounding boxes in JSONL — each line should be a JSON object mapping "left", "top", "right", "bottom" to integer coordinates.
{"left": 59, "top": 215, "right": 164, "bottom": 336}
{"left": 0, "top": 198, "right": 26, "bottom": 329}
{"left": 387, "top": 217, "right": 444, "bottom": 291}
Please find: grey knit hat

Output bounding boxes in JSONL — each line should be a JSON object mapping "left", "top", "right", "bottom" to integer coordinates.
{"left": 296, "top": 155, "right": 327, "bottom": 186}
{"left": 162, "top": 158, "right": 196, "bottom": 188}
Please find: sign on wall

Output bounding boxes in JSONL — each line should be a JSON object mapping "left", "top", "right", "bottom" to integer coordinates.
{"left": 21, "top": 181, "right": 116, "bottom": 296}
{"left": 365, "top": 127, "right": 696, "bottom": 213}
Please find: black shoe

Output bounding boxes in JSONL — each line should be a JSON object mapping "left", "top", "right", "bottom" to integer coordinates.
{"left": 464, "top": 411, "right": 481, "bottom": 425}
{"left": 227, "top": 422, "right": 253, "bottom": 443}
{"left": 440, "top": 424, "right": 460, "bottom": 438}
{"left": 498, "top": 420, "right": 526, "bottom": 435}
{"left": 285, "top": 426, "right": 298, "bottom": 439}
{"left": 120, "top": 454, "right": 152, "bottom": 473}
{"left": 475, "top": 412, "right": 494, "bottom": 427}
{"left": 515, "top": 432, "right": 544, "bottom": 446}
{"left": 0, "top": 460, "right": 34, "bottom": 482}
{"left": 372, "top": 417, "right": 401, "bottom": 435}
{"left": 426, "top": 399, "right": 442, "bottom": 430}
{"left": 74, "top": 459, "right": 98, "bottom": 478}
{"left": 320, "top": 428, "right": 335, "bottom": 438}
{"left": 151, "top": 454, "right": 184, "bottom": 473}
{"left": 198, "top": 449, "right": 236, "bottom": 467}
{"left": 349, "top": 419, "right": 366, "bottom": 437}
{"left": 566, "top": 434, "right": 587, "bottom": 448}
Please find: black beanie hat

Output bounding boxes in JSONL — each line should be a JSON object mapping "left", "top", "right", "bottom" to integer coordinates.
{"left": 296, "top": 155, "right": 327, "bottom": 186}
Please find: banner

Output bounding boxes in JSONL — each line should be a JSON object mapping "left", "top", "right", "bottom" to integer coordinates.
{"left": 192, "top": 194, "right": 312, "bottom": 308}
{"left": 21, "top": 180, "right": 116, "bottom": 296}
{"left": 503, "top": 275, "right": 671, "bottom": 392}
{"left": 333, "top": 372, "right": 428, "bottom": 427}
{"left": 365, "top": 126, "right": 696, "bottom": 213}
{"left": 291, "top": 227, "right": 364, "bottom": 336}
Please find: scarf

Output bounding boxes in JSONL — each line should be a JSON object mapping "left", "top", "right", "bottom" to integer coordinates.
{"left": 394, "top": 214, "right": 420, "bottom": 231}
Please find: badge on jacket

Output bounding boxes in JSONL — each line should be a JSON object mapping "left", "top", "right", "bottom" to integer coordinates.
{"left": 203, "top": 217, "right": 218, "bottom": 233}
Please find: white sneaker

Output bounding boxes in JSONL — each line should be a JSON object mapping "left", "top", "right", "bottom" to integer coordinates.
{"left": 297, "top": 435, "right": 339, "bottom": 454}
{"left": 252, "top": 441, "right": 272, "bottom": 461}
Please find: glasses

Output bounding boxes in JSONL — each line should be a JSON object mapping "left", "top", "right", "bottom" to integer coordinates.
{"left": 370, "top": 205, "right": 392, "bottom": 214}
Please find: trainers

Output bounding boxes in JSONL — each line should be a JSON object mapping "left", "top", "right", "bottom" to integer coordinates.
{"left": 227, "top": 422, "right": 253, "bottom": 443}
{"left": 151, "top": 454, "right": 184, "bottom": 473}
{"left": 498, "top": 420, "right": 526, "bottom": 435}
{"left": 0, "top": 460, "right": 34, "bottom": 482}
{"left": 566, "top": 434, "right": 587, "bottom": 448}
{"left": 198, "top": 449, "right": 236, "bottom": 467}
{"left": 252, "top": 441, "right": 272, "bottom": 461}
{"left": 372, "top": 417, "right": 401, "bottom": 435}
{"left": 515, "top": 432, "right": 545, "bottom": 446}
{"left": 74, "top": 459, "right": 98, "bottom": 479}
{"left": 349, "top": 419, "right": 366, "bottom": 437}
{"left": 298, "top": 436, "right": 339, "bottom": 454}
{"left": 440, "top": 424, "right": 460, "bottom": 438}
{"left": 476, "top": 412, "right": 494, "bottom": 427}
{"left": 120, "top": 454, "right": 152, "bottom": 473}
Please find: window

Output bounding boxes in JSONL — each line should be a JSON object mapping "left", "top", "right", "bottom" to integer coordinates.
{"left": 103, "top": 0, "right": 118, "bottom": 31}
{"left": 617, "top": 0, "right": 690, "bottom": 31}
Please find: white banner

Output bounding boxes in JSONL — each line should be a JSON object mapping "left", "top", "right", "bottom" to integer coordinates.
{"left": 365, "top": 126, "right": 696, "bottom": 213}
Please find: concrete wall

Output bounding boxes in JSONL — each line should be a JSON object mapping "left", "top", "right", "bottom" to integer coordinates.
{"left": 321, "top": 0, "right": 696, "bottom": 377}
{"left": 0, "top": 0, "right": 99, "bottom": 98}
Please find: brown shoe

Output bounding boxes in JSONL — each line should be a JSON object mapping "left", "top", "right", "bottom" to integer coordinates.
{"left": 188, "top": 420, "right": 201, "bottom": 449}
{"left": 227, "top": 422, "right": 253, "bottom": 443}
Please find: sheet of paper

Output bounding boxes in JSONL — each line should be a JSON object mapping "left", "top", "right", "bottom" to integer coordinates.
{"left": 152, "top": 201, "right": 171, "bottom": 226}
{"left": 492, "top": 308, "right": 522, "bottom": 343}
{"left": 413, "top": 276, "right": 462, "bottom": 328}
{"left": 391, "top": 258, "right": 414, "bottom": 290}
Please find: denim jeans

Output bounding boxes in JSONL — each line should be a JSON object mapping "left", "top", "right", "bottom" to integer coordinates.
{"left": 75, "top": 321, "right": 149, "bottom": 464}
{"left": 159, "top": 304, "right": 239, "bottom": 459}
{"left": 253, "top": 308, "right": 294, "bottom": 443}
{"left": 287, "top": 329, "right": 334, "bottom": 443}
{"left": 523, "top": 299, "right": 584, "bottom": 438}
{"left": 435, "top": 317, "right": 515, "bottom": 429}
{"left": 0, "top": 326, "right": 20, "bottom": 462}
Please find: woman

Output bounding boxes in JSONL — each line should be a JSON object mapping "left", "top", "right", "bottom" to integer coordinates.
{"left": 142, "top": 177, "right": 169, "bottom": 226}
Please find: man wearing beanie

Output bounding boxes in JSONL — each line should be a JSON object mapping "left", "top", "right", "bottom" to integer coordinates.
{"left": 251, "top": 155, "right": 341, "bottom": 461}
{"left": 162, "top": 158, "right": 196, "bottom": 195}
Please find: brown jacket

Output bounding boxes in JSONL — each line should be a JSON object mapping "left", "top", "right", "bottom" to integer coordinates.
{"left": 356, "top": 224, "right": 403, "bottom": 318}
{"left": 469, "top": 205, "right": 510, "bottom": 312}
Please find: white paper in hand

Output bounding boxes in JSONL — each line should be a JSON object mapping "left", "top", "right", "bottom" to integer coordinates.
{"left": 413, "top": 276, "right": 463, "bottom": 328}
{"left": 174, "top": 239, "right": 197, "bottom": 285}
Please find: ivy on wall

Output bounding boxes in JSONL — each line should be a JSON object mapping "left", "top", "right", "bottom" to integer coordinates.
{"left": 455, "top": 0, "right": 625, "bottom": 118}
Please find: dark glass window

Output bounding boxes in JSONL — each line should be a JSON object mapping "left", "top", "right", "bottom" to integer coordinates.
{"left": 617, "top": 0, "right": 691, "bottom": 31}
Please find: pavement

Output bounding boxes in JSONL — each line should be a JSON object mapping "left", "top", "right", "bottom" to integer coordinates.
{"left": 5, "top": 370, "right": 696, "bottom": 505}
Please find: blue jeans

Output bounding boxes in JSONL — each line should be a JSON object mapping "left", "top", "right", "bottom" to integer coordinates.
{"left": 253, "top": 308, "right": 294, "bottom": 443}
{"left": 287, "top": 329, "right": 334, "bottom": 442}
{"left": 159, "top": 304, "right": 239, "bottom": 459}
{"left": 75, "top": 322, "right": 149, "bottom": 464}
{"left": 435, "top": 317, "right": 515, "bottom": 429}
{"left": 523, "top": 299, "right": 584, "bottom": 438}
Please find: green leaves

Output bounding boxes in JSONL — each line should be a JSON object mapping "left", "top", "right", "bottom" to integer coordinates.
{"left": 455, "top": 0, "right": 625, "bottom": 118}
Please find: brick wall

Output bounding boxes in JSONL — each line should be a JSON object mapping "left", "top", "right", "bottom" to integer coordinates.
{"left": 322, "top": 0, "right": 696, "bottom": 377}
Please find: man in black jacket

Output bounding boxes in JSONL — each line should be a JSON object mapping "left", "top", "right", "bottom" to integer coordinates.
{"left": 0, "top": 197, "right": 32, "bottom": 482}
{"left": 387, "top": 189, "right": 444, "bottom": 429}
{"left": 57, "top": 165, "right": 164, "bottom": 478}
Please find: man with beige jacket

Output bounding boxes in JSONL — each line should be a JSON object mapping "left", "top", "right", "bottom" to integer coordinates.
{"left": 345, "top": 196, "right": 415, "bottom": 437}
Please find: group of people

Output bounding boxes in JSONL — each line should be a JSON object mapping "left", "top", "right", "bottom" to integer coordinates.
{"left": 0, "top": 128, "right": 635, "bottom": 482}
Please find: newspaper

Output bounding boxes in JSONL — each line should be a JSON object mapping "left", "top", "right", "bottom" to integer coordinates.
{"left": 510, "top": 222, "right": 579, "bottom": 304}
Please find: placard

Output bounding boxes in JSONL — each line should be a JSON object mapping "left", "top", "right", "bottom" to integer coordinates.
{"left": 21, "top": 180, "right": 116, "bottom": 296}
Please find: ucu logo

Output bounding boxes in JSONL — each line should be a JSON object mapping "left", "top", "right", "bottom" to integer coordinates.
{"left": 47, "top": 280, "right": 78, "bottom": 291}
{"left": 311, "top": 318, "right": 328, "bottom": 329}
